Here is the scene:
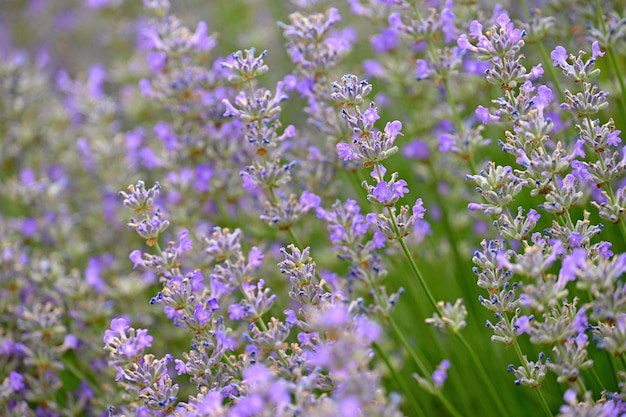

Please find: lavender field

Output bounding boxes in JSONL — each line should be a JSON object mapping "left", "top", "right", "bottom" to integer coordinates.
{"left": 1, "top": 0, "right": 626, "bottom": 416}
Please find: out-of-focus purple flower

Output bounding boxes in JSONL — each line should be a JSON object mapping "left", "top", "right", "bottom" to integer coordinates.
{"left": 85, "top": 256, "right": 107, "bottom": 293}
{"left": 87, "top": 64, "right": 106, "bottom": 99}
{"left": 194, "top": 163, "right": 213, "bottom": 192}
{"left": 147, "top": 51, "right": 167, "bottom": 73}
{"left": 20, "top": 218, "right": 38, "bottom": 237}
{"left": 337, "top": 142, "right": 357, "bottom": 160}
{"left": 129, "top": 250, "right": 145, "bottom": 269}
{"left": 371, "top": 28, "right": 397, "bottom": 53}
{"left": 8, "top": 371, "right": 24, "bottom": 392}
{"left": 432, "top": 359, "right": 451, "bottom": 387}
{"left": 299, "top": 191, "right": 321, "bottom": 211}
{"left": 415, "top": 59, "right": 431, "bottom": 80}
{"left": 403, "top": 139, "right": 430, "bottom": 160}
{"left": 558, "top": 248, "right": 587, "bottom": 288}
{"left": 464, "top": 59, "right": 490, "bottom": 76}
{"left": 63, "top": 334, "right": 79, "bottom": 350}
{"left": 247, "top": 247, "right": 264, "bottom": 269}
{"left": 515, "top": 315, "right": 533, "bottom": 335}
{"left": 363, "top": 59, "right": 386, "bottom": 79}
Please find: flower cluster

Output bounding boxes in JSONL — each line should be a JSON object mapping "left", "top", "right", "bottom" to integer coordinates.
{"left": 3, "top": 0, "right": 626, "bottom": 416}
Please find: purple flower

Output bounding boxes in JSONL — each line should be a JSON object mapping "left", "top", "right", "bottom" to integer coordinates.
{"left": 139, "top": 78, "right": 152, "bottom": 96}
{"left": 191, "top": 21, "right": 216, "bottom": 51}
{"left": 403, "top": 139, "right": 430, "bottom": 160}
{"left": 85, "top": 256, "right": 106, "bottom": 293}
{"left": 384, "top": 120, "right": 403, "bottom": 141}
{"left": 568, "top": 232, "right": 583, "bottom": 248}
{"left": 572, "top": 308, "right": 588, "bottom": 333}
{"left": 558, "top": 248, "right": 587, "bottom": 288}
{"left": 134, "top": 329, "right": 153, "bottom": 349}
{"left": 244, "top": 364, "right": 273, "bottom": 386}
{"left": 440, "top": 1, "right": 456, "bottom": 43}
{"left": 354, "top": 315, "right": 381, "bottom": 343}
{"left": 415, "top": 59, "right": 430, "bottom": 80}
{"left": 372, "top": 179, "right": 408, "bottom": 205}
{"left": 371, "top": 28, "right": 397, "bottom": 53}
{"left": 515, "top": 315, "right": 533, "bottom": 335}
{"left": 195, "top": 391, "right": 223, "bottom": 414}
{"left": 476, "top": 105, "right": 498, "bottom": 124}
{"left": 363, "top": 59, "right": 386, "bottom": 78}
{"left": 194, "top": 163, "right": 213, "bottom": 192}
{"left": 550, "top": 46, "right": 568, "bottom": 67}
{"left": 607, "top": 129, "right": 621, "bottom": 146}
{"left": 363, "top": 107, "right": 380, "bottom": 125}
{"left": 193, "top": 303, "right": 212, "bottom": 325}
{"left": 413, "top": 199, "right": 425, "bottom": 219}
{"left": 457, "top": 34, "right": 478, "bottom": 52}
{"left": 469, "top": 20, "right": 483, "bottom": 38}
{"left": 21, "top": 217, "right": 38, "bottom": 237}
{"left": 87, "top": 64, "right": 106, "bottom": 99}
{"left": 299, "top": 190, "right": 321, "bottom": 211}
{"left": 229, "top": 394, "right": 264, "bottom": 417}
{"left": 154, "top": 122, "right": 179, "bottom": 151}
{"left": 372, "top": 229, "right": 386, "bottom": 249}
{"left": 174, "top": 359, "right": 188, "bottom": 375}
{"left": 228, "top": 303, "right": 247, "bottom": 320}
{"left": 129, "top": 250, "right": 145, "bottom": 269}
{"left": 104, "top": 317, "right": 129, "bottom": 344}
{"left": 147, "top": 51, "right": 167, "bottom": 73}
{"left": 529, "top": 64, "right": 543, "bottom": 79}
{"left": 371, "top": 165, "right": 387, "bottom": 180}
{"left": 244, "top": 247, "right": 264, "bottom": 270}
{"left": 591, "top": 41, "right": 605, "bottom": 59}
{"left": 63, "top": 334, "right": 79, "bottom": 350}
{"left": 337, "top": 142, "right": 357, "bottom": 160}
{"left": 319, "top": 304, "right": 350, "bottom": 328}
{"left": 8, "top": 371, "right": 24, "bottom": 392}
{"left": 535, "top": 85, "right": 553, "bottom": 109}
{"left": 464, "top": 59, "right": 490, "bottom": 75}
{"left": 339, "top": 396, "right": 361, "bottom": 417}
{"left": 438, "top": 132, "right": 454, "bottom": 152}
{"left": 432, "top": 359, "right": 451, "bottom": 387}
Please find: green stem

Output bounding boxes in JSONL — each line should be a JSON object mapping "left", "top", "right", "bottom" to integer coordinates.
{"left": 455, "top": 333, "right": 510, "bottom": 417}
{"left": 60, "top": 355, "right": 102, "bottom": 395}
{"left": 605, "top": 50, "right": 626, "bottom": 117}
{"left": 389, "top": 318, "right": 465, "bottom": 417}
{"left": 390, "top": 316, "right": 430, "bottom": 376}
{"left": 372, "top": 342, "right": 427, "bottom": 416}
{"left": 396, "top": 236, "right": 440, "bottom": 314}
{"left": 442, "top": 78, "right": 463, "bottom": 133}
{"left": 604, "top": 350, "right": 620, "bottom": 388}
{"left": 425, "top": 166, "right": 462, "bottom": 272}
{"left": 395, "top": 211, "right": 507, "bottom": 416}
{"left": 435, "top": 392, "right": 464, "bottom": 417}
{"left": 619, "top": 353, "right": 626, "bottom": 371}
{"left": 535, "top": 389, "right": 554, "bottom": 417}
{"left": 588, "top": 366, "right": 606, "bottom": 392}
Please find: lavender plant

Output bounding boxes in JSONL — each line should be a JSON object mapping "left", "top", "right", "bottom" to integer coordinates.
{"left": 2, "top": 0, "right": 626, "bottom": 416}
